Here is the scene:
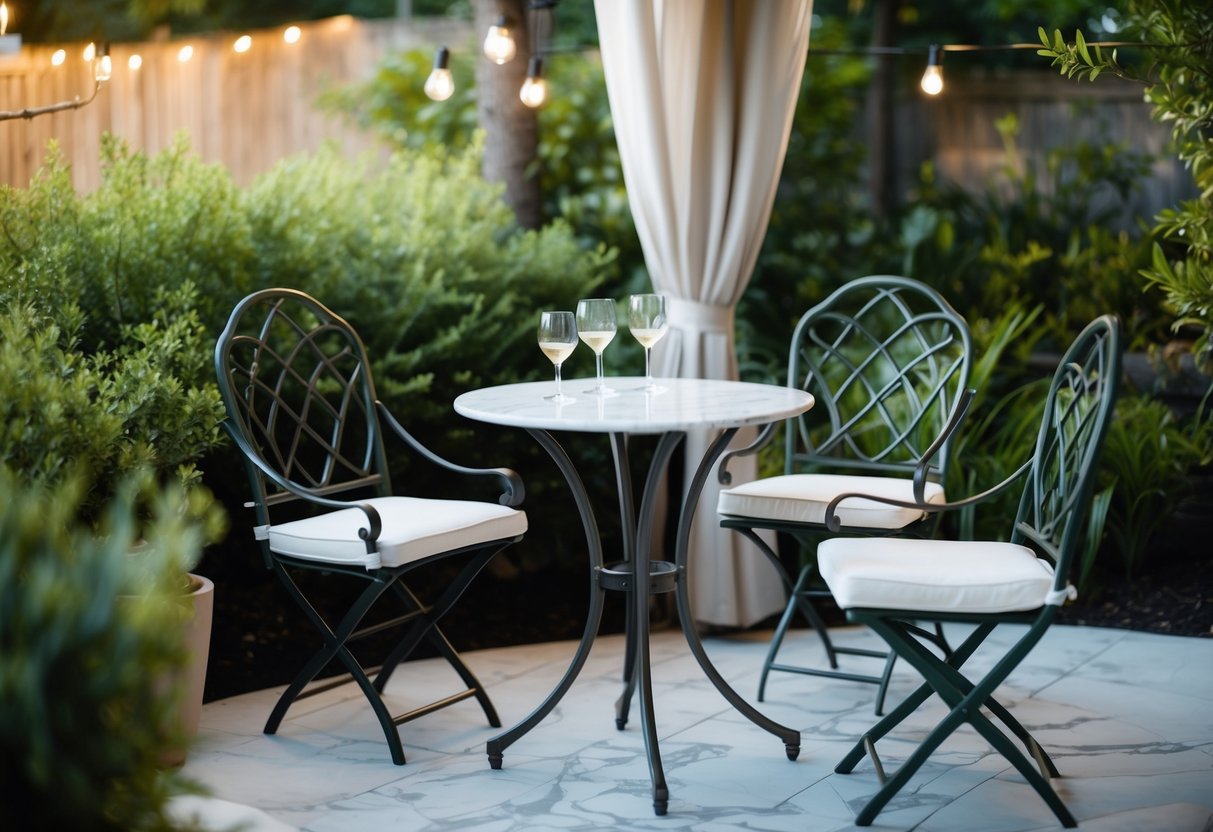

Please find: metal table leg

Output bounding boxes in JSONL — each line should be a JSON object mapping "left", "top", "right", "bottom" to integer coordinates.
{"left": 674, "top": 427, "right": 802, "bottom": 760}
{"left": 486, "top": 428, "right": 606, "bottom": 769}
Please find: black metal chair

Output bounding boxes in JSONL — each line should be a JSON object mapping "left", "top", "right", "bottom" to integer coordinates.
{"left": 717, "top": 275, "right": 973, "bottom": 714}
{"left": 214, "top": 288, "right": 527, "bottom": 765}
{"left": 819, "top": 314, "right": 1122, "bottom": 827}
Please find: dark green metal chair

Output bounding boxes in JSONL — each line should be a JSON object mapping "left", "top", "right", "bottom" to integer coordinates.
{"left": 214, "top": 288, "right": 527, "bottom": 765}
{"left": 717, "top": 275, "right": 973, "bottom": 714}
{"left": 819, "top": 314, "right": 1122, "bottom": 827}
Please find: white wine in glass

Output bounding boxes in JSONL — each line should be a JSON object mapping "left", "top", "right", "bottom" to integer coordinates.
{"left": 628, "top": 293, "right": 668, "bottom": 392}
{"left": 537, "top": 310, "right": 578, "bottom": 403}
{"left": 576, "top": 298, "right": 617, "bottom": 396}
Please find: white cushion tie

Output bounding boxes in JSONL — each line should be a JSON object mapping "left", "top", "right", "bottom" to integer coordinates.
{"left": 1044, "top": 584, "right": 1078, "bottom": 606}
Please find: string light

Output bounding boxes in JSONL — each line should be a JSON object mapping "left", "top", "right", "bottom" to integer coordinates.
{"left": 83, "top": 41, "right": 95, "bottom": 62}
{"left": 233, "top": 34, "right": 251, "bottom": 53}
{"left": 920, "top": 44, "right": 943, "bottom": 95}
{"left": 178, "top": 44, "right": 193, "bottom": 62}
{"left": 483, "top": 16, "right": 516, "bottom": 65}
{"left": 283, "top": 25, "right": 301, "bottom": 44}
{"left": 424, "top": 46, "right": 454, "bottom": 101}
{"left": 519, "top": 56, "right": 547, "bottom": 108}
{"left": 93, "top": 45, "right": 111, "bottom": 82}
{"left": 0, "top": 2, "right": 8, "bottom": 37}
{"left": 50, "top": 48, "right": 65, "bottom": 66}
{"left": 128, "top": 53, "right": 142, "bottom": 70}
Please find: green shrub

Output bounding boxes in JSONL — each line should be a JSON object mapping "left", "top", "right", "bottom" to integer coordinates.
{"left": 0, "top": 469, "right": 216, "bottom": 831}
{"left": 0, "top": 301, "right": 223, "bottom": 519}
{"left": 323, "top": 47, "right": 642, "bottom": 284}
{"left": 1097, "top": 395, "right": 1213, "bottom": 580}
{"left": 900, "top": 114, "right": 1163, "bottom": 353}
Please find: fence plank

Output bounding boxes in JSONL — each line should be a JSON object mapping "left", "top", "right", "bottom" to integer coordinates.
{"left": 0, "top": 17, "right": 460, "bottom": 190}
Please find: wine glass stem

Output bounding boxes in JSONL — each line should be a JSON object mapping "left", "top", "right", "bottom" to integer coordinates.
{"left": 644, "top": 347, "right": 653, "bottom": 387}
{"left": 555, "top": 363, "right": 563, "bottom": 398}
{"left": 595, "top": 352, "right": 605, "bottom": 390}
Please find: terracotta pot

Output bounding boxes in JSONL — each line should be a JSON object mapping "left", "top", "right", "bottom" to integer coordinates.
{"left": 162, "top": 573, "right": 214, "bottom": 767}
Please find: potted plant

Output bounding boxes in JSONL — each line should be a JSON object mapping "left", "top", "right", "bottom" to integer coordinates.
{"left": 0, "top": 467, "right": 217, "bottom": 829}
{"left": 0, "top": 301, "right": 227, "bottom": 765}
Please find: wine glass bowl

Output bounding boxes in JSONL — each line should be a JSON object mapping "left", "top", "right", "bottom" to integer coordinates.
{"left": 576, "top": 298, "right": 617, "bottom": 396}
{"left": 628, "top": 293, "right": 668, "bottom": 392}
{"left": 537, "top": 310, "right": 578, "bottom": 403}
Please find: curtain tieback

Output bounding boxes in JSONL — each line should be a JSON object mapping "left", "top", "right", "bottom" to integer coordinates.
{"left": 666, "top": 297, "right": 735, "bottom": 333}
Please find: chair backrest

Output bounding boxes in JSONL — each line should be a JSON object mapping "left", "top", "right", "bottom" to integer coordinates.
{"left": 214, "top": 289, "right": 392, "bottom": 534}
{"left": 1013, "top": 314, "right": 1121, "bottom": 591}
{"left": 785, "top": 275, "right": 972, "bottom": 483}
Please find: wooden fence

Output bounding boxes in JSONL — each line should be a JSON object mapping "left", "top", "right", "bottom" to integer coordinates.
{"left": 1, "top": 19, "right": 1194, "bottom": 224}
{"left": 0, "top": 16, "right": 470, "bottom": 191}
{"left": 893, "top": 70, "right": 1194, "bottom": 228}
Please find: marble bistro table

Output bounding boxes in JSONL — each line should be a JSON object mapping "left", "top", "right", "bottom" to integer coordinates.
{"left": 453, "top": 376, "right": 815, "bottom": 815}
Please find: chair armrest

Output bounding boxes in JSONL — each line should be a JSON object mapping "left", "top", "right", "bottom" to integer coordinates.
{"left": 223, "top": 421, "right": 383, "bottom": 544}
{"left": 717, "top": 420, "right": 779, "bottom": 485}
{"left": 824, "top": 458, "right": 1031, "bottom": 533}
{"left": 376, "top": 401, "right": 525, "bottom": 507}
{"left": 912, "top": 388, "right": 976, "bottom": 503}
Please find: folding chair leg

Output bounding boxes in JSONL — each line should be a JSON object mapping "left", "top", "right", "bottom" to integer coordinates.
{"left": 846, "top": 616, "right": 1075, "bottom": 828}
{"left": 266, "top": 564, "right": 407, "bottom": 765}
{"left": 753, "top": 559, "right": 896, "bottom": 714}
{"left": 374, "top": 548, "right": 503, "bottom": 728}
{"left": 757, "top": 568, "right": 803, "bottom": 701}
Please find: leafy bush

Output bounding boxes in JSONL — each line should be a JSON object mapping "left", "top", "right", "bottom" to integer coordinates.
{"left": 900, "top": 113, "right": 1163, "bottom": 353}
{"left": 1096, "top": 395, "right": 1213, "bottom": 580}
{"left": 0, "top": 469, "right": 217, "bottom": 831}
{"left": 1040, "top": 2, "right": 1213, "bottom": 369}
{"left": 1, "top": 134, "right": 616, "bottom": 580}
{"left": 0, "top": 300, "right": 223, "bottom": 520}
{"left": 323, "top": 46, "right": 642, "bottom": 283}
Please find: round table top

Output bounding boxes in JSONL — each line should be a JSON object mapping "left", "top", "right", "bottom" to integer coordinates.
{"left": 454, "top": 377, "right": 814, "bottom": 434}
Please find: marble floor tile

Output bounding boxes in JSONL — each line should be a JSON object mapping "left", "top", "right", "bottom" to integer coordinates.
{"left": 180, "top": 624, "right": 1213, "bottom": 831}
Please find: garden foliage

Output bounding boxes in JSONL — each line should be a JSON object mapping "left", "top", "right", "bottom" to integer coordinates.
{"left": 0, "top": 469, "right": 216, "bottom": 831}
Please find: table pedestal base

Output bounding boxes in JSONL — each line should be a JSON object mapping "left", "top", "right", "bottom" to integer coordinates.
{"left": 486, "top": 427, "right": 800, "bottom": 816}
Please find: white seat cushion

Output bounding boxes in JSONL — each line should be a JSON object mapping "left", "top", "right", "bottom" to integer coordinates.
{"left": 717, "top": 473, "right": 945, "bottom": 530}
{"left": 818, "top": 537, "right": 1056, "bottom": 614}
{"left": 267, "top": 496, "right": 527, "bottom": 570}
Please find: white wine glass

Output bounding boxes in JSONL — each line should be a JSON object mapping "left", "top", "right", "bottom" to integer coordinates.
{"left": 628, "top": 293, "right": 668, "bottom": 393}
{"left": 576, "top": 298, "right": 617, "bottom": 396}
{"left": 537, "top": 310, "right": 578, "bottom": 403}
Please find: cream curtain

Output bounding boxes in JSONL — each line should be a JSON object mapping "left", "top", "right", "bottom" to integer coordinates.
{"left": 595, "top": 0, "right": 813, "bottom": 626}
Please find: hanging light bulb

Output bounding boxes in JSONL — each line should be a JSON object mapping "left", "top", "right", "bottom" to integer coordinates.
{"left": 483, "top": 16, "right": 516, "bottom": 65}
{"left": 83, "top": 41, "right": 96, "bottom": 62}
{"left": 920, "top": 44, "right": 944, "bottom": 96}
{"left": 283, "top": 25, "right": 301, "bottom": 44}
{"left": 519, "top": 55, "right": 547, "bottom": 108}
{"left": 128, "top": 53, "right": 142, "bottom": 70}
{"left": 233, "top": 34, "right": 252, "bottom": 53}
{"left": 93, "top": 44, "right": 111, "bottom": 82}
{"left": 51, "top": 48, "right": 66, "bottom": 66}
{"left": 178, "top": 44, "right": 193, "bottom": 63}
{"left": 424, "top": 46, "right": 454, "bottom": 102}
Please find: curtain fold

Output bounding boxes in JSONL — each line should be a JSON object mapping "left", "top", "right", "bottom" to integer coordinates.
{"left": 595, "top": 0, "right": 812, "bottom": 626}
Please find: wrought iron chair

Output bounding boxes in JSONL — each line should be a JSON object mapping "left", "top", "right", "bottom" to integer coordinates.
{"left": 214, "top": 288, "right": 527, "bottom": 765}
{"left": 820, "top": 314, "right": 1122, "bottom": 827}
{"left": 717, "top": 275, "right": 973, "bottom": 714}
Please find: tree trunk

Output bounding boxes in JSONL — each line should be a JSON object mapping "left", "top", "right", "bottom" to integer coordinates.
{"left": 866, "top": 0, "right": 899, "bottom": 220}
{"left": 474, "top": 0, "right": 544, "bottom": 229}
